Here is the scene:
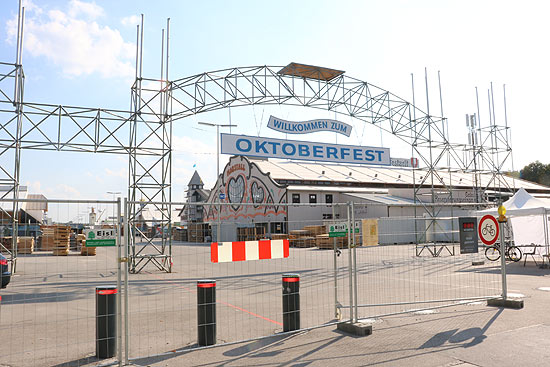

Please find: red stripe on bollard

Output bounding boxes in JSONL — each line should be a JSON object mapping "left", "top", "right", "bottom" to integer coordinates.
{"left": 197, "top": 283, "right": 216, "bottom": 288}
{"left": 211, "top": 242, "right": 218, "bottom": 263}
{"left": 282, "top": 277, "right": 299, "bottom": 283}
{"left": 96, "top": 289, "right": 118, "bottom": 295}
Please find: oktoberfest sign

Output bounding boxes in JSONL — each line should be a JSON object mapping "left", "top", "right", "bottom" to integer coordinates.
{"left": 267, "top": 115, "right": 352, "bottom": 137}
{"left": 221, "top": 133, "right": 391, "bottom": 166}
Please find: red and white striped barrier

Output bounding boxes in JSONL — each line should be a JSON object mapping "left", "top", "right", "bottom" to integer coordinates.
{"left": 211, "top": 239, "right": 289, "bottom": 263}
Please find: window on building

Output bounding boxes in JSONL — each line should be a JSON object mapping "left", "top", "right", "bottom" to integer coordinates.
{"left": 322, "top": 213, "right": 333, "bottom": 220}
{"left": 309, "top": 194, "right": 317, "bottom": 204}
{"left": 270, "top": 221, "right": 287, "bottom": 234}
{"left": 325, "top": 194, "right": 333, "bottom": 204}
{"left": 292, "top": 193, "right": 300, "bottom": 203}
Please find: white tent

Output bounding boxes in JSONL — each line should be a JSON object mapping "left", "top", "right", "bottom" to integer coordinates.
{"left": 497, "top": 188, "right": 550, "bottom": 257}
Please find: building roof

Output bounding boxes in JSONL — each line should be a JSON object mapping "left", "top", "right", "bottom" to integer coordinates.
{"left": 342, "top": 193, "right": 418, "bottom": 206}
{"left": 249, "top": 158, "right": 548, "bottom": 193}
{"left": 188, "top": 171, "right": 204, "bottom": 186}
{"left": 286, "top": 185, "right": 387, "bottom": 194}
{"left": 0, "top": 187, "right": 47, "bottom": 223}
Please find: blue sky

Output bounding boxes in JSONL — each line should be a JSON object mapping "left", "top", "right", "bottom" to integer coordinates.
{"left": 1, "top": 0, "right": 549, "bottom": 202}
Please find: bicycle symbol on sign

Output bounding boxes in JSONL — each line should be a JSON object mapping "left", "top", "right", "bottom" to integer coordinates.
{"left": 481, "top": 223, "right": 495, "bottom": 237}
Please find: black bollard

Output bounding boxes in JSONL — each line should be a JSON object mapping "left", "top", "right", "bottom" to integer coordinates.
{"left": 282, "top": 273, "right": 300, "bottom": 332}
{"left": 96, "top": 286, "right": 117, "bottom": 358}
{"left": 197, "top": 280, "right": 216, "bottom": 346}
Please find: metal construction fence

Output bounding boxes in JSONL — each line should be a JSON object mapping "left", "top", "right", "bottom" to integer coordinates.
{"left": 0, "top": 198, "right": 512, "bottom": 366}
{"left": 0, "top": 198, "right": 122, "bottom": 367}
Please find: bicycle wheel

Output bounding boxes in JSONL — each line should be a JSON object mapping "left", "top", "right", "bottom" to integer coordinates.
{"left": 485, "top": 246, "right": 500, "bottom": 261}
{"left": 507, "top": 246, "right": 522, "bottom": 262}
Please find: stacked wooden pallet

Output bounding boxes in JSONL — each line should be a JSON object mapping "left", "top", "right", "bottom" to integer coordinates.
{"left": 188, "top": 223, "right": 206, "bottom": 242}
{"left": 52, "top": 226, "right": 71, "bottom": 256}
{"left": 172, "top": 227, "right": 187, "bottom": 241}
{"left": 316, "top": 234, "right": 347, "bottom": 249}
{"left": 40, "top": 226, "right": 56, "bottom": 251}
{"left": 303, "top": 225, "right": 326, "bottom": 236}
{"left": 18, "top": 237, "right": 34, "bottom": 254}
{"left": 271, "top": 233, "right": 288, "bottom": 240}
{"left": 315, "top": 233, "right": 361, "bottom": 249}
{"left": 0, "top": 236, "right": 35, "bottom": 254}
{"left": 79, "top": 233, "right": 96, "bottom": 256}
{"left": 289, "top": 229, "right": 316, "bottom": 248}
{"left": 75, "top": 233, "right": 86, "bottom": 250}
{"left": 237, "top": 226, "right": 266, "bottom": 241}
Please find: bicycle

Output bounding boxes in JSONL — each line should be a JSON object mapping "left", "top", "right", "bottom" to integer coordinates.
{"left": 481, "top": 223, "right": 495, "bottom": 237}
{"left": 484, "top": 241, "right": 522, "bottom": 262}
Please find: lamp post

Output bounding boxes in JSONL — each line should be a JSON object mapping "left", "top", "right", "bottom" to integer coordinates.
{"left": 197, "top": 122, "right": 237, "bottom": 242}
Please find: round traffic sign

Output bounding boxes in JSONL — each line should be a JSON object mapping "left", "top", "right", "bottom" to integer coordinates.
{"left": 478, "top": 215, "right": 499, "bottom": 245}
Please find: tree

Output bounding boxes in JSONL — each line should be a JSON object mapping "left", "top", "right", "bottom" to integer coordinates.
{"left": 520, "top": 161, "right": 550, "bottom": 186}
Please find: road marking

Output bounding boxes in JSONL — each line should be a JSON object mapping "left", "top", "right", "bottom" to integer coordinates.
{"left": 145, "top": 271, "right": 282, "bottom": 326}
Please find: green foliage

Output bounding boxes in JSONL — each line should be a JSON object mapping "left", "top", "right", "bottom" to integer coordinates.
{"left": 520, "top": 161, "right": 550, "bottom": 186}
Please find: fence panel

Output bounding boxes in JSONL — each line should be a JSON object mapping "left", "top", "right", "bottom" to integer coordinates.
{"left": 352, "top": 204, "right": 502, "bottom": 320}
{"left": 126, "top": 201, "right": 350, "bottom": 361}
{"left": 0, "top": 198, "right": 121, "bottom": 367}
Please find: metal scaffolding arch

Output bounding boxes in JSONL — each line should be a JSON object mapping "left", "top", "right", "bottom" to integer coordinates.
{"left": 0, "top": 5, "right": 516, "bottom": 272}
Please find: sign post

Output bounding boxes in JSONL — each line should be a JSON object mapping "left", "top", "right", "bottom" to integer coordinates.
{"left": 485, "top": 207, "right": 523, "bottom": 309}
{"left": 497, "top": 206, "right": 508, "bottom": 300}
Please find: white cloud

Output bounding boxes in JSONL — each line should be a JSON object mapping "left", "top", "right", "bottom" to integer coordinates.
{"left": 68, "top": 0, "right": 104, "bottom": 19}
{"left": 121, "top": 15, "right": 140, "bottom": 27}
{"left": 26, "top": 180, "right": 42, "bottom": 194}
{"left": 104, "top": 167, "right": 127, "bottom": 179}
{"left": 54, "top": 183, "right": 82, "bottom": 198}
{"left": 25, "top": 181, "right": 82, "bottom": 199}
{"left": 5, "top": 1, "right": 135, "bottom": 79}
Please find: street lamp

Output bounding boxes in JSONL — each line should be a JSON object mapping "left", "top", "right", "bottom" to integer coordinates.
{"left": 197, "top": 122, "right": 237, "bottom": 242}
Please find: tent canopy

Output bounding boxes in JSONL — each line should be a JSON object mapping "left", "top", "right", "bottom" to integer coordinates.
{"left": 477, "top": 188, "right": 550, "bottom": 253}
{"left": 499, "top": 188, "right": 550, "bottom": 252}
{"left": 481, "top": 188, "right": 550, "bottom": 216}
{"left": 503, "top": 188, "right": 550, "bottom": 215}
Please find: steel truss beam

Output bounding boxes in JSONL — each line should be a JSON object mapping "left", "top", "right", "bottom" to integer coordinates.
{"left": 1, "top": 45, "right": 515, "bottom": 270}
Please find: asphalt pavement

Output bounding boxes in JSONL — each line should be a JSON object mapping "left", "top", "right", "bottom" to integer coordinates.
{"left": 129, "top": 260, "right": 550, "bottom": 367}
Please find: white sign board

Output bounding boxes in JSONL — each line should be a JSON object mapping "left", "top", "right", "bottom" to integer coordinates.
{"left": 221, "top": 133, "right": 390, "bottom": 166}
{"left": 328, "top": 221, "right": 361, "bottom": 237}
{"left": 390, "top": 157, "right": 419, "bottom": 168}
{"left": 267, "top": 115, "right": 352, "bottom": 137}
{"left": 84, "top": 228, "right": 116, "bottom": 247}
